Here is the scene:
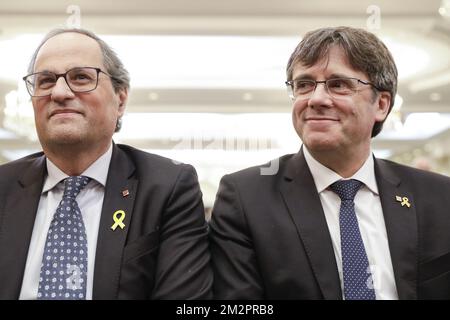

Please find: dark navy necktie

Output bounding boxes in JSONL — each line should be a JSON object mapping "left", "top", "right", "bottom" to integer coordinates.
{"left": 330, "top": 179, "right": 376, "bottom": 300}
{"left": 37, "top": 176, "right": 90, "bottom": 300}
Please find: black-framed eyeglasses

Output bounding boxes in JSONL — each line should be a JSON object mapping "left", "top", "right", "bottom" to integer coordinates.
{"left": 285, "top": 77, "right": 381, "bottom": 101}
{"left": 22, "top": 67, "right": 112, "bottom": 97}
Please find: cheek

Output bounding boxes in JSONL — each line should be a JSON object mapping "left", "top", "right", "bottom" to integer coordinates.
{"left": 348, "top": 107, "right": 376, "bottom": 136}
{"left": 85, "top": 95, "right": 113, "bottom": 118}
{"left": 32, "top": 102, "right": 46, "bottom": 122}
{"left": 358, "top": 105, "right": 377, "bottom": 124}
{"left": 292, "top": 101, "right": 306, "bottom": 123}
{"left": 292, "top": 99, "right": 303, "bottom": 115}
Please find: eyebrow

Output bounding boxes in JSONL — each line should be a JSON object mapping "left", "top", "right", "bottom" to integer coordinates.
{"left": 292, "top": 72, "right": 355, "bottom": 81}
{"left": 33, "top": 69, "right": 56, "bottom": 73}
{"left": 33, "top": 66, "right": 93, "bottom": 74}
{"left": 292, "top": 74, "right": 314, "bottom": 81}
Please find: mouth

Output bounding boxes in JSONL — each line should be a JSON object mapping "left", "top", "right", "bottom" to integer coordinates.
{"left": 305, "top": 117, "right": 339, "bottom": 122}
{"left": 49, "top": 109, "right": 83, "bottom": 119}
{"left": 303, "top": 117, "right": 340, "bottom": 131}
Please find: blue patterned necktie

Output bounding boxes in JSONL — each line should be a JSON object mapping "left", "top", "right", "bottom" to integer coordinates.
{"left": 330, "top": 179, "right": 376, "bottom": 300}
{"left": 38, "top": 176, "right": 90, "bottom": 300}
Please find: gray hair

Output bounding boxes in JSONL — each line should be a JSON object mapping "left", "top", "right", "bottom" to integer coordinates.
{"left": 286, "top": 26, "right": 398, "bottom": 137}
{"left": 27, "top": 28, "right": 130, "bottom": 132}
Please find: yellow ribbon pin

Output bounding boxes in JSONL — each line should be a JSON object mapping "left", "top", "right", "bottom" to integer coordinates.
{"left": 111, "top": 210, "right": 126, "bottom": 230}
{"left": 395, "top": 196, "right": 411, "bottom": 208}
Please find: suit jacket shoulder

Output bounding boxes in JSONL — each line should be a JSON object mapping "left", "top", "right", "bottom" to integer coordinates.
{"left": 0, "top": 151, "right": 46, "bottom": 190}
{"left": 115, "top": 143, "right": 197, "bottom": 180}
{"left": 375, "top": 157, "right": 450, "bottom": 186}
{"left": 218, "top": 153, "right": 296, "bottom": 187}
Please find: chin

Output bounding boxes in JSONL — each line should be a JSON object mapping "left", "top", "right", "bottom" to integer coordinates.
{"left": 303, "top": 136, "right": 341, "bottom": 152}
{"left": 46, "top": 130, "right": 86, "bottom": 146}
{"left": 51, "top": 137, "right": 86, "bottom": 147}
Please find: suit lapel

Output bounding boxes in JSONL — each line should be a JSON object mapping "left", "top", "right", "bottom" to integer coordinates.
{"left": 375, "top": 159, "right": 417, "bottom": 299}
{"left": 279, "top": 150, "right": 342, "bottom": 299}
{"left": 92, "top": 145, "right": 137, "bottom": 299}
{"left": 0, "top": 155, "right": 46, "bottom": 299}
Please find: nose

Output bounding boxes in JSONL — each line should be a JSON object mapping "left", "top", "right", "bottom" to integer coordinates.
{"left": 307, "top": 82, "right": 332, "bottom": 107}
{"left": 50, "top": 76, "right": 75, "bottom": 102}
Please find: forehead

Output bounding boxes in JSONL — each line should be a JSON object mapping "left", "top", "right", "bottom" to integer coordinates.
{"left": 292, "top": 46, "right": 366, "bottom": 80}
{"left": 34, "top": 32, "right": 104, "bottom": 72}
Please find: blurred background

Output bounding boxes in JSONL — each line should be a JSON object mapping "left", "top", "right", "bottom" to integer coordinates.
{"left": 0, "top": 0, "right": 450, "bottom": 208}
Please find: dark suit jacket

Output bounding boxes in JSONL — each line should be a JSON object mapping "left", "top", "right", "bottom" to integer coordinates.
{"left": 0, "top": 143, "right": 212, "bottom": 299}
{"left": 209, "top": 149, "right": 450, "bottom": 299}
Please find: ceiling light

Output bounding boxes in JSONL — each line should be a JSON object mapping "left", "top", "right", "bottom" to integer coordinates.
{"left": 148, "top": 92, "right": 159, "bottom": 101}
{"left": 429, "top": 92, "right": 442, "bottom": 101}
{"left": 242, "top": 92, "right": 253, "bottom": 101}
{"left": 439, "top": 0, "right": 450, "bottom": 17}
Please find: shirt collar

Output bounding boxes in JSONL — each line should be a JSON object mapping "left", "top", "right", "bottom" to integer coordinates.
{"left": 42, "top": 143, "right": 113, "bottom": 193}
{"left": 303, "top": 145, "right": 379, "bottom": 195}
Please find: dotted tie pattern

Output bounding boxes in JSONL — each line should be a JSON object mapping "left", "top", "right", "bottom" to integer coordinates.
{"left": 330, "top": 179, "right": 376, "bottom": 300}
{"left": 37, "top": 176, "right": 90, "bottom": 300}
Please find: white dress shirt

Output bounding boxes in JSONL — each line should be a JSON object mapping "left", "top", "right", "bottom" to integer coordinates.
{"left": 303, "top": 146, "right": 398, "bottom": 300}
{"left": 19, "top": 143, "right": 113, "bottom": 300}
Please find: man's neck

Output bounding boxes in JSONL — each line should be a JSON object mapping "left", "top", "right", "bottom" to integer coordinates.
{"left": 306, "top": 144, "right": 371, "bottom": 178}
{"left": 43, "top": 142, "right": 111, "bottom": 176}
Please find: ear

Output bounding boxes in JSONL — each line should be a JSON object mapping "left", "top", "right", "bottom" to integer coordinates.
{"left": 116, "top": 88, "right": 128, "bottom": 117}
{"left": 374, "top": 91, "right": 391, "bottom": 122}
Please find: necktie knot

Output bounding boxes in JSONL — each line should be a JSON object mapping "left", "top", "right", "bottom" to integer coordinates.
{"left": 63, "top": 176, "right": 90, "bottom": 199}
{"left": 330, "top": 179, "right": 363, "bottom": 201}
